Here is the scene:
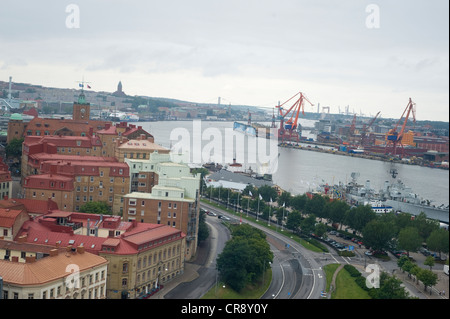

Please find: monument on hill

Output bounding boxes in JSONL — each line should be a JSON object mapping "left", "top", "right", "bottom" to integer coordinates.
{"left": 112, "top": 81, "right": 126, "bottom": 97}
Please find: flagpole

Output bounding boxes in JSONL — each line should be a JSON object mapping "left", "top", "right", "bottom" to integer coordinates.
{"left": 257, "top": 195, "right": 260, "bottom": 222}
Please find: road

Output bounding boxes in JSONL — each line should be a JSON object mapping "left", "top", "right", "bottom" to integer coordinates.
{"left": 164, "top": 201, "right": 448, "bottom": 300}
{"left": 198, "top": 202, "right": 327, "bottom": 299}
{"left": 163, "top": 209, "right": 231, "bottom": 299}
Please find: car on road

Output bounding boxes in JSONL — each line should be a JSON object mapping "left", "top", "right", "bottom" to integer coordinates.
{"left": 218, "top": 215, "right": 231, "bottom": 221}
{"left": 391, "top": 250, "right": 407, "bottom": 258}
{"left": 206, "top": 211, "right": 217, "bottom": 216}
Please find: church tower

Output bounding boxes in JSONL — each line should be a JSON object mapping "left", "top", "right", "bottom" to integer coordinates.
{"left": 73, "top": 90, "right": 90, "bottom": 121}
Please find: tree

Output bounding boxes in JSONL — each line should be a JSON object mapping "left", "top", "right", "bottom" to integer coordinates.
{"left": 286, "top": 210, "right": 302, "bottom": 233}
{"left": 304, "top": 194, "right": 327, "bottom": 217}
{"left": 345, "top": 205, "right": 376, "bottom": 234}
{"left": 277, "top": 191, "right": 291, "bottom": 208}
{"left": 257, "top": 185, "right": 278, "bottom": 203}
{"left": 424, "top": 256, "right": 435, "bottom": 271}
{"left": 327, "top": 200, "right": 349, "bottom": 230}
{"left": 5, "top": 137, "right": 24, "bottom": 158}
{"left": 314, "top": 222, "right": 328, "bottom": 238}
{"left": 290, "top": 194, "right": 309, "bottom": 213}
{"left": 362, "top": 219, "right": 396, "bottom": 252}
{"left": 217, "top": 224, "right": 273, "bottom": 292}
{"left": 426, "top": 228, "right": 449, "bottom": 259}
{"left": 371, "top": 272, "right": 410, "bottom": 299}
{"left": 79, "top": 201, "right": 112, "bottom": 215}
{"left": 398, "top": 227, "right": 423, "bottom": 256}
{"left": 197, "top": 210, "right": 209, "bottom": 242}
{"left": 417, "top": 269, "right": 438, "bottom": 293}
{"left": 413, "top": 212, "right": 439, "bottom": 240}
{"left": 300, "top": 214, "right": 317, "bottom": 235}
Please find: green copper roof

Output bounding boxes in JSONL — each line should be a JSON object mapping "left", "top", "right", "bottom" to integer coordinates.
{"left": 10, "top": 113, "right": 23, "bottom": 120}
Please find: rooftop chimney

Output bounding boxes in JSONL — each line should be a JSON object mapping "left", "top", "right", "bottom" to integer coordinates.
{"left": 25, "top": 256, "right": 36, "bottom": 263}
{"left": 77, "top": 246, "right": 85, "bottom": 254}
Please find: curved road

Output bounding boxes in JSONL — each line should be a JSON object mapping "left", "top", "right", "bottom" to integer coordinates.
{"left": 198, "top": 202, "right": 327, "bottom": 299}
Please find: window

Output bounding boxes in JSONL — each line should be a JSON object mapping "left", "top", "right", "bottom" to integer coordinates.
{"left": 122, "top": 263, "right": 128, "bottom": 273}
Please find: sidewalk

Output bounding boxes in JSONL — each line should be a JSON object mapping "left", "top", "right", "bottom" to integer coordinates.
{"left": 148, "top": 234, "right": 211, "bottom": 299}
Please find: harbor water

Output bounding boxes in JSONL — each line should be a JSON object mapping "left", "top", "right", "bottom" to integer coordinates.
{"left": 139, "top": 120, "right": 449, "bottom": 208}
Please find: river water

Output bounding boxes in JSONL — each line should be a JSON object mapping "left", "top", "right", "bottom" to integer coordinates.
{"left": 138, "top": 120, "right": 449, "bottom": 207}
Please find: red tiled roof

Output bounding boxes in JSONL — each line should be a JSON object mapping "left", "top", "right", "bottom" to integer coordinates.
{"left": 15, "top": 198, "right": 58, "bottom": 214}
{"left": 17, "top": 214, "right": 184, "bottom": 255}
{"left": 0, "top": 208, "right": 25, "bottom": 228}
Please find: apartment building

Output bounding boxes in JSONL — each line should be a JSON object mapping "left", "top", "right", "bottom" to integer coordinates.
{"left": 0, "top": 157, "right": 12, "bottom": 200}
{"left": 122, "top": 152, "right": 200, "bottom": 260}
{"left": 115, "top": 134, "right": 170, "bottom": 163}
{"left": 16, "top": 211, "right": 186, "bottom": 299}
{"left": 22, "top": 160, "right": 130, "bottom": 214}
{"left": 0, "top": 239, "right": 108, "bottom": 299}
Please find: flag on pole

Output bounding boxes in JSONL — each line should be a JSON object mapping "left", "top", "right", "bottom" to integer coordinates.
{"left": 249, "top": 191, "right": 253, "bottom": 196}
{"left": 283, "top": 202, "right": 285, "bottom": 207}
{"left": 87, "top": 85, "right": 91, "bottom": 89}
{"left": 259, "top": 194, "right": 263, "bottom": 200}
{"left": 79, "top": 83, "right": 84, "bottom": 88}
{"left": 270, "top": 197, "right": 272, "bottom": 203}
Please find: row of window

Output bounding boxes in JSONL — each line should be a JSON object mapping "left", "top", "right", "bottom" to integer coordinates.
{"left": 2, "top": 271, "right": 106, "bottom": 299}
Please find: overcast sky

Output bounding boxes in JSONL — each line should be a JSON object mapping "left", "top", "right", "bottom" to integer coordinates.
{"left": 0, "top": 0, "right": 448, "bottom": 121}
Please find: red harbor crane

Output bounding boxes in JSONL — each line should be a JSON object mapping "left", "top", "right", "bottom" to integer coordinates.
{"left": 385, "top": 98, "right": 416, "bottom": 158}
{"left": 275, "top": 91, "right": 313, "bottom": 143}
{"left": 361, "top": 111, "right": 380, "bottom": 145}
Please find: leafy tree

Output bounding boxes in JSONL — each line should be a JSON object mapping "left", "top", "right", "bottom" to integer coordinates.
{"left": 426, "top": 228, "right": 449, "bottom": 259}
{"left": 304, "top": 194, "right": 327, "bottom": 217}
{"left": 371, "top": 272, "right": 410, "bottom": 299}
{"left": 362, "top": 219, "right": 396, "bottom": 252}
{"left": 417, "top": 269, "right": 438, "bottom": 293}
{"left": 286, "top": 210, "right": 302, "bottom": 233}
{"left": 345, "top": 205, "right": 376, "bottom": 234}
{"left": 257, "top": 185, "right": 278, "bottom": 203}
{"left": 398, "top": 227, "right": 423, "bottom": 256}
{"left": 401, "top": 259, "right": 415, "bottom": 278}
{"left": 314, "top": 222, "right": 328, "bottom": 238}
{"left": 397, "top": 255, "right": 409, "bottom": 269}
{"left": 5, "top": 137, "right": 24, "bottom": 158}
{"left": 290, "top": 194, "right": 309, "bottom": 213}
{"left": 277, "top": 191, "right": 292, "bottom": 208}
{"left": 300, "top": 214, "right": 317, "bottom": 235}
{"left": 197, "top": 210, "right": 209, "bottom": 242}
{"left": 413, "top": 212, "right": 439, "bottom": 240}
{"left": 217, "top": 224, "right": 273, "bottom": 292}
{"left": 79, "top": 201, "right": 112, "bottom": 215}
{"left": 424, "top": 256, "right": 435, "bottom": 271}
{"left": 327, "top": 200, "right": 350, "bottom": 230}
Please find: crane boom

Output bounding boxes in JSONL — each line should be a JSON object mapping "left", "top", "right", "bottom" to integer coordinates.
{"left": 385, "top": 98, "right": 416, "bottom": 157}
{"left": 275, "top": 91, "right": 313, "bottom": 143}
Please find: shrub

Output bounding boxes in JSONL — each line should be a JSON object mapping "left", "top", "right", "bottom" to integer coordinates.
{"left": 344, "top": 264, "right": 361, "bottom": 277}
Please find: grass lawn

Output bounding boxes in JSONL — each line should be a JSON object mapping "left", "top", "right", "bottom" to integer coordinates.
{"left": 323, "top": 263, "right": 340, "bottom": 292}
{"left": 332, "top": 267, "right": 371, "bottom": 299}
{"left": 202, "top": 268, "right": 272, "bottom": 299}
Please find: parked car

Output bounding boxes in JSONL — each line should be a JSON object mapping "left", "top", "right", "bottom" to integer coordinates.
{"left": 392, "top": 250, "right": 407, "bottom": 258}
{"left": 420, "top": 247, "right": 431, "bottom": 256}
